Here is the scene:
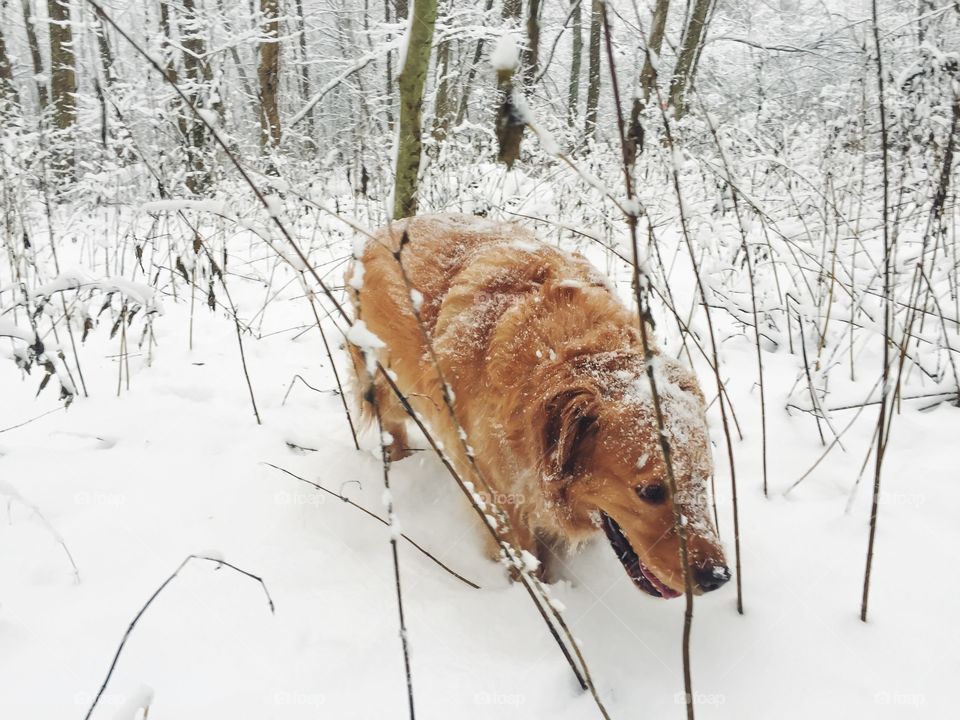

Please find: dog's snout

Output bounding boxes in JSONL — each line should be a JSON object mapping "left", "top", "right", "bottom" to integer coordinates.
{"left": 694, "top": 564, "right": 731, "bottom": 593}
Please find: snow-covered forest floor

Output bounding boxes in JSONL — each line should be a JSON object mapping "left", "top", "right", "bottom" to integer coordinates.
{"left": 2, "top": 154, "right": 958, "bottom": 718}
{"left": 2, "top": 0, "right": 960, "bottom": 716}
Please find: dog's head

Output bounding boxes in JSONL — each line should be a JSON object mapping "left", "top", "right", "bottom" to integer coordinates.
{"left": 534, "top": 353, "right": 729, "bottom": 598}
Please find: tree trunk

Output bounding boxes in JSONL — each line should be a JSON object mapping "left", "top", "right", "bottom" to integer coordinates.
{"left": 669, "top": 0, "right": 712, "bottom": 118}
{"left": 917, "top": 0, "right": 935, "bottom": 44}
{"left": 639, "top": 0, "right": 669, "bottom": 104}
{"left": 385, "top": 0, "right": 394, "bottom": 129}
{"left": 158, "top": 0, "right": 190, "bottom": 158}
{"left": 393, "top": 0, "right": 438, "bottom": 219}
{"left": 523, "top": 0, "right": 540, "bottom": 86}
{"left": 431, "top": 30, "right": 453, "bottom": 143}
{"left": 90, "top": 9, "right": 115, "bottom": 85}
{"left": 0, "top": 23, "right": 20, "bottom": 114}
{"left": 158, "top": 0, "right": 178, "bottom": 85}
{"left": 501, "top": 0, "right": 519, "bottom": 21}
{"left": 584, "top": 0, "right": 601, "bottom": 137}
{"left": 48, "top": 0, "right": 76, "bottom": 130}
{"left": 180, "top": 0, "right": 214, "bottom": 193}
{"left": 216, "top": 0, "right": 257, "bottom": 114}
{"left": 567, "top": 0, "right": 581, "bottom": 125}
{"left": 623, "top": 0, "right": 669, "bottom": 164}
{"left": 294, "top": 0, "right": 313, "bottom": 143}
{"left": 495, "top": 45, "right": 522, "bottom": 167}
{"left": 21, "top": 0, "right": 48, "bottom": 111}
{"left": 259, "top": 0, "right": 281, "bottom": 149}
{"left": 47, "top": 0, "right": 77, "bottom": 176}
{"left": 454, "top": 0, "right": 494, "bottom": 125}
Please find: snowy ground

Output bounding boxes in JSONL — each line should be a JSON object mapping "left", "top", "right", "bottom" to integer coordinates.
{"left": 1, "top": 204, "right": 957, "bottom": 719}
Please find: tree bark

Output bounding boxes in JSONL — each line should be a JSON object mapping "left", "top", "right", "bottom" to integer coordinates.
{"left": 917, "top": 0, "right": 935, "bottom": 44}
{"left": 431, "top": 29, "right": 453, "bottom": 143}
{"left": 495, "top": 52, "right": 522, "bottom": 167}
{"left": 584, "top": 0, "right": 601, "bottom": 137}
{"left": 216, "top": 0, "right": 257, "bottom": 113}
{"left": 393, "top": 0, "right": 438, "bottom": 218}
{"left": 495, "top": 0, "right": 523, "bottom": 165}
{"left": 624, "top": 0, "right": 669, "bottom": 164}
{"left": 669, "top": 0, "right": 712, "bottom": 118}
{"left": 294, "top": 0, "right": 313, "bottom": 143}
{"left": 158, "top": 0, "right": 190, "bottom": 158}
{"left": 454, "top": 0, "right": 494, "bottom": 125}
{"left": 259, "top": 0, "right": 281, "bottom": 149}
{"left": 385, "top": 0, "right": 394, "bottom": 129}
{"left": 158, "top": 0, "right": 178, "bottom": 85}
{"left": 523, "top": 0, "right": 541, "bottom": 86}
{"left": 639, "top": 0, "right": 669, "bottom": 104}
{"left": 90, "top": 9, "right": 115, "bottom": 85}
{"left": 180, "top": 0, "right": 214, "bottom": 192}
{"left": 47, "top": 0, "right": 77, "bottom": 177}
{"left": 48, "top": 0, "right": 76, "bottom": 131}
{"left": 567, "top": 0, "right": 581, "bottom": 125}
{"left": 21, "top": 0, "right": 48, "bottom": 111}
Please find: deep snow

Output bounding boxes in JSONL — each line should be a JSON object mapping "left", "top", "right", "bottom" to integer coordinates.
{"left": 1, "top": 208, "right": 957, "bottom": 720}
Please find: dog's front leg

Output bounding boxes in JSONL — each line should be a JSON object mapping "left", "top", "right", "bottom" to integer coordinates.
{"left": 480, "top": 511, "right": 544, "bottom": 580}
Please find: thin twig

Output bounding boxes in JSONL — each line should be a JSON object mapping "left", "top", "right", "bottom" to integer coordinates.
{"left": 372, "top": 400, "right": 416, "bottom": 719}
{"left": 83, "top": 554, "right": 274, "bottom": 720}
{"left": 601, "top": 5, "right": 697, "bottom": 716}
{"left": 262, "top": 462, "right": 480, "bottom": 589}
{"left": 861, "top": 0, "right": 891, "bottom": 624}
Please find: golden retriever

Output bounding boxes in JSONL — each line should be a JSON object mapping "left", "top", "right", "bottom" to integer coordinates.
{"left": 346, "top": 214, "right": 729, "bottom": 597}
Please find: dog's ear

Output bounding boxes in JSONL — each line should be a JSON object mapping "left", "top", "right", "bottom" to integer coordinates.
{"left": 541, "top": 388, "right": 600, "bottom": 480}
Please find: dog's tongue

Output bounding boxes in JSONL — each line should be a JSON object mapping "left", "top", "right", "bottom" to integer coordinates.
{"left": 600, "top": 513, "right": 681, "bottom": 599}
{"left": 635, "top": 554, "right": 681, "bottom": 599}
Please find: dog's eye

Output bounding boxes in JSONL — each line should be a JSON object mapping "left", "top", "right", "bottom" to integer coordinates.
{"left": 635, "top": 483, "right": 667, "bottom": 503}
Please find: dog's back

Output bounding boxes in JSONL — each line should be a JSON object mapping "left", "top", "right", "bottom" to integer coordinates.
{"left": 347, "top": 212, "right": 643, "bottom": 536}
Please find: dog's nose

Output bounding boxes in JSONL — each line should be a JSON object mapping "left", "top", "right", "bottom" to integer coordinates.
{"left": 694, "top": 564, "right": 731, "bottom": 593}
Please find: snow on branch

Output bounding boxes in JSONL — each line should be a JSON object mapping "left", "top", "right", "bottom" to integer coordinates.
{"left": 30, "top": 270, "right": 162, "bottom": 316}
{"left": 0, "top": 317, "right": 77, "bottom": 404}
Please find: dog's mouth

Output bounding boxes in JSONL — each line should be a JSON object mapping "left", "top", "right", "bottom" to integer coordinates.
{"left": 600, "top": 513, "right": 681, "bottom": 599}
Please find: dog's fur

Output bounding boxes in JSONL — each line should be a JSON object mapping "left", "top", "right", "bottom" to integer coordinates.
{"left": 346, "top": 214, "right": 728, "bottom": 596}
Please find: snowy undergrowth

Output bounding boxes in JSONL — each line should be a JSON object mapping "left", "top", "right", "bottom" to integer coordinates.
{"left": 1, "top": 155, "right": 958, "bottom": 719}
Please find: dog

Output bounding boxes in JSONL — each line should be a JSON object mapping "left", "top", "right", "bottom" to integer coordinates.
{"left": 346, "top": 214, "right": 729, "bottom": 597}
